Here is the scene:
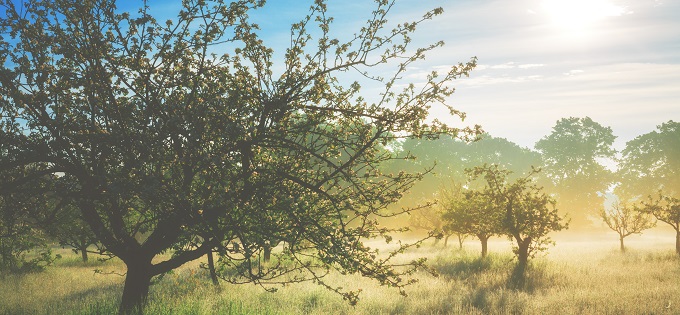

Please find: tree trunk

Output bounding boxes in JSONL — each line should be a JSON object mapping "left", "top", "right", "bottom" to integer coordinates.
{"left": 119, "top": 260, "right": 153, "bottom": 315}
{"left": 443, "top": 235, "right": 450, "bottom": 247}
{"left": 479, "top": 235, "right": 488, "bottom": 258}
{"left": 457, "top": 234, "right": 464, "bottom": 249}
{"left": 263, "top": 244, "right": 271, "bottom": 262}
{"left": 619, "top": 236, "right": 625, "bottom": 252}
{"left": 517, "top": 239, "right": 530, "bottom": 272}
{"left": 81, "top": 246, "right": 89, "bottom": 262}
{"left": 206, "top": 250, "right": 219, "bottom": 287}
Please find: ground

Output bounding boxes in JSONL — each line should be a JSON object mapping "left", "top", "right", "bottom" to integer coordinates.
{"left": 1, "top": 230, "right": 678, "bottom": 314}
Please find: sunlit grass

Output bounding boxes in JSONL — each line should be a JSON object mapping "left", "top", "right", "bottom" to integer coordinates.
{"left": 1, "top": 234, "right": 679, "bottom": 314}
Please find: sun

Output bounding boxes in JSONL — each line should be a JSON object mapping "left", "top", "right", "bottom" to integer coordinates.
{"left": 542, "top": 0, "right": 626, "bottom": 33}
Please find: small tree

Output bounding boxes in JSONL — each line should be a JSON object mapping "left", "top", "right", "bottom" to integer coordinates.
{"left": 600, "top": 202, "right": 655, "bottom": 252}
{"left": 639, "top": 193, "right": 680, "bottom": 255}
{"left": 441, "top": 186, "right": 501, "bottom": 257}
{"left": 468, "top": 164, "right": 568, "bottom": 273}
{"left": 50, "top": 208, "right": 106, "bottom": 263}
{"left": 410, "top": 201, "right": 449, "bottom": 246}
{"left": 411, "top": 182, "right": 462, "bottom": 248}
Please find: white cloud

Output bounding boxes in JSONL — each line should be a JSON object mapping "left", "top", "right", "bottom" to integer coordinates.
{"left": 490, "top": 62, "right": 516, "bottom": 69}
{"left": 518, "top": 63, "right": 545, "bottom": 69}
{"left": 563, "top": 69, "right": 584, "bottom": 76}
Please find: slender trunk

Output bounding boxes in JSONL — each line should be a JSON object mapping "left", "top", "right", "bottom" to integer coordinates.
{"left": 263, "top": 245, "right": 271, "bottom": 262}
{"left": 479, "top": 235, "right": 488, "bottom": 258}
{"left": 675, "top": 230, "right": 679, "bottom": 256}
{"left": 443, "top": 235, "right": 450, "bottom": 247}
{"left": 457, "top": 234, "right": 464, "bottom": 249}
{"left": 206, "top": 250, "right": 219, "bottom": 287}
{"left": 119, "top": 260, "right": 153, "bottom": 315}
{"left": 619, "top": 236, "right": 625, "bottom": 252}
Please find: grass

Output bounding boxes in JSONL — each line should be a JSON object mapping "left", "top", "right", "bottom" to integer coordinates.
{"left": 1, "top": 233, "right": 679, "bottom": 314}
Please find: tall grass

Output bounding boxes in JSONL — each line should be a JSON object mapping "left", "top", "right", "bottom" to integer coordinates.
{"left": 1, "top": 235, "right": 679, "bottom": 314}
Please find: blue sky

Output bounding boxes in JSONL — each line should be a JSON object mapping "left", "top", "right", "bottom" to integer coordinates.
{"left": 132, "top": 0, "right": 680, "bottom": 150}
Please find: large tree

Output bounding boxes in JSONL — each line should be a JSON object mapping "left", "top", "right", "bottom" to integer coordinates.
{"left": 0, "top": 0, "right": 477, "bottom": 313}
{"left": 617, "top": 121, "right": 679, "bottom": 200}
{"left": 535, "top": 117, "right": 616, "bottom": 229}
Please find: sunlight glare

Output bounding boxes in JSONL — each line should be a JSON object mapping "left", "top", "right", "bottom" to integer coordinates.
{"left": 542, "top": 0, "right": 626, "bottom": 33}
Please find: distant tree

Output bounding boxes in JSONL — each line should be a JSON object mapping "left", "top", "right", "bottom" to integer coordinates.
{"left": 441, "top": 179, "right": 502, "bottom": 257}
{"left": 639, "top": 193, "right": 680, "bottom": 255}
{"left": 410, "top": 201, "right": 448, "bottom": 246}
{"left": 599, "top": 202, "right": 655, "bottom": 252}
{"left": 535, "top": 117, "right": 616, "bottom": 228}
{"left": 49, "top": 206, "right": 106, "bottom": 263}
{"left": 468, "top": 164, "right": 568, "bottom": 273}
{"left": 0, "top": 0, "right": 478, "bottom": 313}
{"left": 395, "top": 134, "right": 539, "bottom": 217}
{"left": 617, "top": 121, "right": 680, "bottom": 200}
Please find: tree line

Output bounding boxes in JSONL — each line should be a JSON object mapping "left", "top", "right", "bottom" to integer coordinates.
{"left": 404, "top": 118, "right": 679, "bottom": 256}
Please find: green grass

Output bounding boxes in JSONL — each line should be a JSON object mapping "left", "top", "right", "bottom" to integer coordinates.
{"left": 1, "top": 234, "right": 679, "bottom": 314}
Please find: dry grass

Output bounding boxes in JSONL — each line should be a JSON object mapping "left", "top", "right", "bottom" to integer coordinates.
{"left": 1, "top": 232, "right": 679, "bottom": 314}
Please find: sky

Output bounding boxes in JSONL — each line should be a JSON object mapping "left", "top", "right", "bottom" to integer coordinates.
{"left": 242, "top": 0, "right": 680, "bottom": 151}
{"left": 418, "top": 0, "right": 680, "bottom": 151}
{"left": 119, "top": 0, "right": 679, "bottom": 151}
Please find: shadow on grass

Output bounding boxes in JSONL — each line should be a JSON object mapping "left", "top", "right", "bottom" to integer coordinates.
{"left": 433, "top": 254, "right": 498, "bottom": 280}
{"left": 506, "top": 260, "right": 556, "bottom": 294}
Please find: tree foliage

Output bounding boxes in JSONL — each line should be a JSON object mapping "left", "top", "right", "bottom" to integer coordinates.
{"left": 617, "top": 121, "right": 679, "bottom": 200}
{"left": 0, "top": 167, "right": 60, "bottom": 273}
{"left": 639, "top": 193, "right": 680, "bottom": 255}
{"left": 0, "top": 0, "right": 478, "bottom": 313}
{"left": 599, "top": 201, "right": 655, "bottom": 252}
{"left": 394, "top": 133, "right": 539, "bottom": 220}
{"left": 535, "top": 117, "right": 616, "bottom": 228}
{"left": 441, "top": 177, "right": 501, "bottom": 257}
{"left": 467, "top": 164, "right": 568, "bottom": 272}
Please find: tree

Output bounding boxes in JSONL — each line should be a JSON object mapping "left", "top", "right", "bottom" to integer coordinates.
{"left": 49, "top": 205, "right": 105, "bottom": 263}
{"left": 599, "top": 202, "right": 655, "bottom": 252}
{"left": 535, "top": 117, "right": 616, "bottom": 229}
{"left": 393, "top": 133, "right": 539, "bottom": 231}
{"left": 441, "top": 179, "right": 502, "bottom": 257}
{"left": 617, "top": 121, "right": 680, "bottom": 200}
{"left": 0, "top": 167, "right": 60, "bottom": 272}
{"left": 639, "top": 193, "right": 680, "bottom": 255}
{"left": 468, "top": 164, "right": 568, "bottom": 273}
{"left": 0, "top": 0, "right": 478, "bottom": 313}
{"left": 410, "top": 201, "right": 449, "bottom": 246}
{"left": 409, "top": 181, "right": 462, "bottom": 248}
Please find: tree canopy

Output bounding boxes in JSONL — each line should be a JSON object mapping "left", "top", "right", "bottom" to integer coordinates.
{"left": 0, "top": 0, "right": 478, "bottom": 313}
{"left": 535, "top": 117, "right": 616, "bottom": 228}
{"left": 617, "top": 120, "right": 679, "bottom": 200}
{"left": 467, "top": 164, "right": 567, "bottom": 272}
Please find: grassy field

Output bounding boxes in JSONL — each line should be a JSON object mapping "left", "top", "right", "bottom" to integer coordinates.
{"left": 1, "top": 231, "right": 679, "bottom": 314}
